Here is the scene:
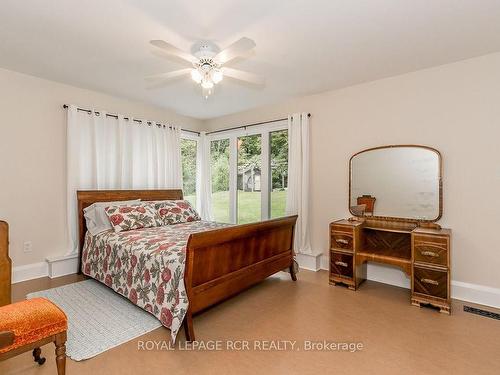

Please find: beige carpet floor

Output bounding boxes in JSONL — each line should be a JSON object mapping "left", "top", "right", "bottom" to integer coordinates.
{"left": 1, "top": 270, "right": 500, "bottom": 375}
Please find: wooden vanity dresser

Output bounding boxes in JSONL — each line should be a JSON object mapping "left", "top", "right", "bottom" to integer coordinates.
{"left": 330, "top": 145, "right": 451, "bottom": 314}
{"left": 330, "top": 219, "right": 451, "bottom": 313}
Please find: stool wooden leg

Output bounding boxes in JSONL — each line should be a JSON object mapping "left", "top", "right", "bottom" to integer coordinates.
{"left": 54, "top": 332, "right": 66, "bottom": 375}
{"left": 32, "top": 347, "right": 46, "bottom": 365}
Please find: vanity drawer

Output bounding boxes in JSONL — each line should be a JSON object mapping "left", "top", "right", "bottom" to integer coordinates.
{"left": 413, "top": 235, "right": 449, "bottom": 267}
{"left": 413, "top": 266, "right": 448, "bottom": 300}
{"left": 331, "top": 224, "right": 353, "bottom": 235}
{"left": 331, "top": 232, "right": 353, "bottom": 251}
{"left": 330, "top": 251, "right": 354, "bottom": 279}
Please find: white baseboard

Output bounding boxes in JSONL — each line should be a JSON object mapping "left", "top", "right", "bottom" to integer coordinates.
{"left": 12, "top": 262, "right": 49, "bottom": 283}
{"left": 451, "top": 281, "right": 500, "bottom": 309}
{"left": 318, "top": 254, "right": 500, "bottom": 309}
{"left": 296, "top": 253, "right": 322, "bottom": 271}
{"left": 365, "top": 263, "right": 411, "bottom": 289}
{"left": 46, "top": 253, "right": 79, "bottom": 278}
{"left": 12, "top": 253, "right": 79, "bottom": 284}
{"left": 319, "top": 254, "right": 329, "bottom": 271}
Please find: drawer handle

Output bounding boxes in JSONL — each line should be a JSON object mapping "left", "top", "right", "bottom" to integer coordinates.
{"left": 334, "top": 261, "right": 348, "bottom": 267}
{"left": 335, "top": 239, "right": 349, "bottom": 245}
{"left": 420, "top": 250, "right": 439, "bottom": 258}
{"left": 421, "top": 278, "right": 439, "bottom": 286}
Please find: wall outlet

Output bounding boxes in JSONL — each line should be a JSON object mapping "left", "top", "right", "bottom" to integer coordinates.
{"left": 23, "top": 241, "right": 33, "bottom": 253}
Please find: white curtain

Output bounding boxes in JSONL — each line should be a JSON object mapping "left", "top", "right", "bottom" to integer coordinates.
{"left": 286, "top": 112, "right": 312, "bottom": 254}
{"left": 196, "top": 132, "right": 213, "bottom": 220}
{"left": 66, "top": 105, "right": 182, "bottom": 254}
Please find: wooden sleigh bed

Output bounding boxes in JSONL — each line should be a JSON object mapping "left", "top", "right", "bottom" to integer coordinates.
{"left": 77, "top": 189, "right": 297, "bottom": 341}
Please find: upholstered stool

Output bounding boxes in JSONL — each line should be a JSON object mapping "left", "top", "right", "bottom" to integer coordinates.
{"left": 0, "top": 298, "right": 67, "bottom": 374}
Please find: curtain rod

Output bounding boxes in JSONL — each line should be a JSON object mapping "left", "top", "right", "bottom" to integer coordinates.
{"left": 62, "top": 104, "right": 201, "bottom": 135}
{"left": 205, "top": 113, "right": 311, "bottom": 135}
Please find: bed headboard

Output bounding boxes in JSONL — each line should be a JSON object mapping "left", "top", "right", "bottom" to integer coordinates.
{"left": 76, "top": 189, "right": 183, "bottom": 273}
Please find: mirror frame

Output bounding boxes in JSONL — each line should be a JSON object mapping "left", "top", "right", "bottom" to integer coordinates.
{"left": 349, "top": 145, "right": 443, "bottom": 223}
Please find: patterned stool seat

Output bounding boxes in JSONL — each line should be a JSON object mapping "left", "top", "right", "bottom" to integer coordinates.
{"left": 0, "top": 298, "right": 67, "bottom": 354}
{"left": 0, "top": 297, "right": 67, "bottom": 375}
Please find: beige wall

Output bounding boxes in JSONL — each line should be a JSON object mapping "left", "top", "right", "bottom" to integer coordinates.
{"left": 0, "top": 68, "right": 203, "bottom": 267}
{"left": 2, "top": 52, "right": 500, "bottom": 290}
{"left": 205, "top": 53, "right": 500, "bottom": 290}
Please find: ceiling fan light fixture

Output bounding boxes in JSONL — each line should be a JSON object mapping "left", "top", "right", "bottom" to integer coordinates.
{"left": 201, "top": 79, "right": 214, "bottom": 89}
{"left": 211, "top": 69, "right": 223, "bottom": 84}
{"left": 191, "top": 68, "right": 202, "bottom": 83}
{"left": 202, "top": 86, "right": 212, "bottom": 99}
{"left": 148, "top": 37, "right": 262, "bottom": 98}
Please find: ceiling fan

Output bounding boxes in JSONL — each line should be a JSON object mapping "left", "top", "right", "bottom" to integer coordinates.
{"left": 147, "top": 37, "right": 265, "bottom": 98}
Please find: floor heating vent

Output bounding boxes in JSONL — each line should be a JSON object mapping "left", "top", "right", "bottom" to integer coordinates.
{"left": 463, "top": 306, "right": 500, "bottom": 320}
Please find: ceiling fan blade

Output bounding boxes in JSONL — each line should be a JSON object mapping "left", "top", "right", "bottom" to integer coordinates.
{"left": 215, "top": 37, "right": 256, "bottom": 64}
{"left": 150, "top": 40, "right": 196, "bottom": 64}
{"left": 150, "top": 49, "right": 194, "bottom": 67}
{"left": 145, "top": 68, "right": 192, "bottom": 81}
{"left": 145, "top": 68, "right": 191, "bottom": 89}
{"left": 222, "top": 67, "right": 265, "bottom": 87}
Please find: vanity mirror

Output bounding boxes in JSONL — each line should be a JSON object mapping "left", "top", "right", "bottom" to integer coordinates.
{"left": 349, "top": 145, "right": 442, "bottom": 222}
{"left": 330, "top": 145, "right": 451, "bottom": 314}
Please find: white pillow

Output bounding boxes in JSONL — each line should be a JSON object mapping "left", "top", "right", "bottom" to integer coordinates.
{"left": 84, "top": 199, "right": 141, "bottom": 235}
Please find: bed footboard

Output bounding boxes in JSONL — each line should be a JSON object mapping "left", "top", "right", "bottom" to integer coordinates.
{"left": 183, "top": 215, "right": 298, "bottom": 340}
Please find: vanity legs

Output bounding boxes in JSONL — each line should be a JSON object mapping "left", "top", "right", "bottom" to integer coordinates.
{"left": 329, "top": 280, "right": 357, "bottom": 291}
{"left": 411, "top": 296, "right": 451, "bottom": 315}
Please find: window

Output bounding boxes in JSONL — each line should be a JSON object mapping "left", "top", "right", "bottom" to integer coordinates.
{"left": 207, "top": 121, "right": 289, "bottom": 224}
{"left": 237, "top": 134, "right": 262, "bottom": 224}
{"left": 210, "top": 138, "right": 230, "bottom": 222}
{"left": 270, "top": 130, "right": 288, "bottom": 218}
{"left": 180, "top": 138, "right": 197, "bottom": 207}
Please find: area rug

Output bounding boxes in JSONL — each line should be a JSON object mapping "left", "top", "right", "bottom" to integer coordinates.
{"left": 27, "top": 279, "right": 162, "bottom": 361}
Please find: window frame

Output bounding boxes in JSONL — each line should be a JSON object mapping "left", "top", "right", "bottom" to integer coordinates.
{"left": 208, "top": 120, "right": 288, "bottom": 223}
{"left": 180, "top": 131, "right": 199, "bottom": 204}
{"left": 181, "top": 130, "right": 200, "bottom": 142}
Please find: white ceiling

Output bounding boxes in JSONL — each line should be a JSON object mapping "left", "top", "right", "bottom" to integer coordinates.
{"left": 2, "top": 0, "right": 500, "bottom": 119}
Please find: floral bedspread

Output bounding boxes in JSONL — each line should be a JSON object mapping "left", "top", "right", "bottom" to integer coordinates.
{"left": 82, "top": 221, "right": 231, "bottom": 342}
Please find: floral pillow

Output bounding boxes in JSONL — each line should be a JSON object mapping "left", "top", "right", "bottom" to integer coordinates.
{"left": 105, "top": 203, "right": 161, "bottom": 232}
{"left": 152, "top": 200, "right": 201, "bottom": 225}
